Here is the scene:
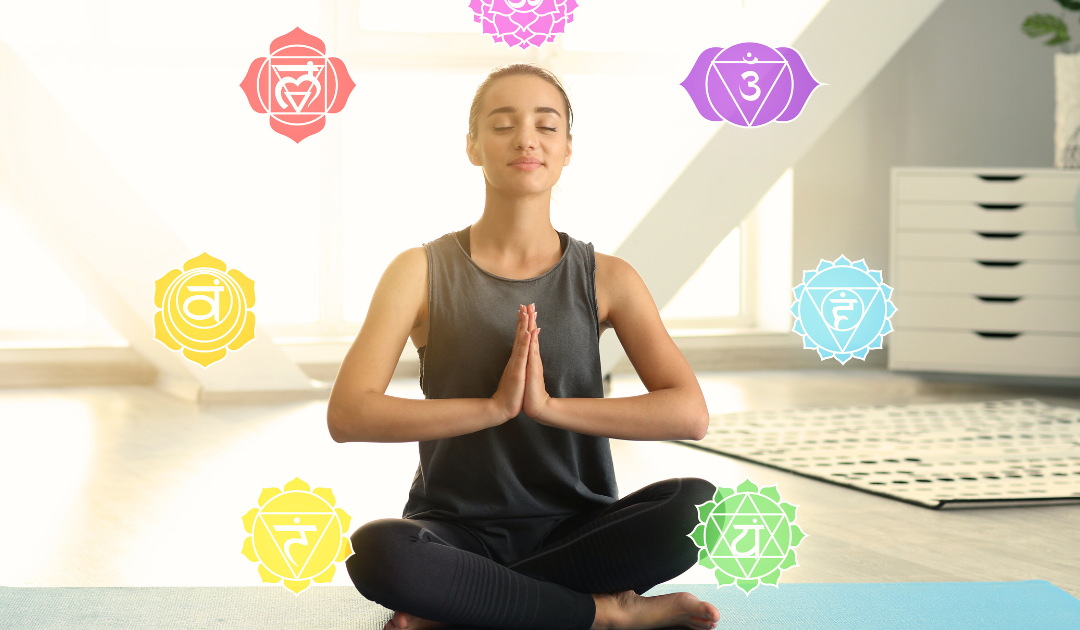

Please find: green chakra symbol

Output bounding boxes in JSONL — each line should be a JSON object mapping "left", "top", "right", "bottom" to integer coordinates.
{"left": 688, "top": 478, "right": 806, "bottom": 594}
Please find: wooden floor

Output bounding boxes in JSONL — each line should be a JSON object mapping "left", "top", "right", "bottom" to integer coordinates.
{"left": 0, "top": 369, "right": 1077, "bottom": 600}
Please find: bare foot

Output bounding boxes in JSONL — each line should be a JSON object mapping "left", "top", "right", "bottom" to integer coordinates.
{"left": 591, "top": 590, "right": 720, "bottom": 630}
{"left": 382, "top": 610, "right": 452, "bottom": 630}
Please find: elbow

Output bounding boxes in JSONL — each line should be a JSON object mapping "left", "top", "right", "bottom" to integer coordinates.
{"left": 688, "top": 405, "right": 710, "bottom": 441}
{"left": 676, "top": 384, "right": 710, "bottom": 441}
{"left": 326, "top": 403, "right": 352, "bottom": 443}
{"left": 327, "top": 391, "right": 371, "bottom": 443}
{"left": 327, "top": 410, "right": 346, "bottom": 443}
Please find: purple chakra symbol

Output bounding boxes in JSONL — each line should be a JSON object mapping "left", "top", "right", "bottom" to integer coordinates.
{"left": 469, "top": 0, "right": 578, "bottom": 50}
{"left": 681, "top": 42, "right": 822, "bottom": 127}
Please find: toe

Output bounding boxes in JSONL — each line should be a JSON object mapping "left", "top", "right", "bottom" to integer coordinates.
{"left": 696, "top": 600, "right": 720, "bottom": 622}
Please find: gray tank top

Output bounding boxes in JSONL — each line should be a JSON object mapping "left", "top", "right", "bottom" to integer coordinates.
{"left": 402, "top": 226, "right": 618, "bottom": 565}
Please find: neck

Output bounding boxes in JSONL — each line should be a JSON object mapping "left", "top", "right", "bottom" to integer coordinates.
{"left": 472, "top": 183, "right": 559, "bottom": 262}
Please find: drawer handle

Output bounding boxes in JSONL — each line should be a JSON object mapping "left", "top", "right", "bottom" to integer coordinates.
{"left": 976, "top": 174, "right": 1023, "bottom": 182}
{"left": 975, "top": 295, "right": 1022, "bottom": 303}
{"left": 977, "top": 203, "right": 1022, "bottom": 210}
{"left": 976, "top": 231, "right": 1022, "bottom": 239}
{"left": 976, "top": 260, "right": 1022, "bottom": 267}
{"left": 975, "top": 331, "right": 1022, "bottom": 339}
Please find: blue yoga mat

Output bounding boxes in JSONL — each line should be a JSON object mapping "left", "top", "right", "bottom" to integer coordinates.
{"left": 642, "top": 580, "right": 1080, "bottom": 630}
{"left": 1, "top": 580, "right": 1077, "bottom": 629}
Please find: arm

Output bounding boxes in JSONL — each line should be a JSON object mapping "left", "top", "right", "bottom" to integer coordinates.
{"left": 326, "top": 247, "right": 507, "bottom": 443}
{"left": 532, "top": 254, "right": 711, "bottom": 441}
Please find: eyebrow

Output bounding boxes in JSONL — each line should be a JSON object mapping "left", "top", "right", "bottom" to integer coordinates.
{"left": 486, "top": 106, "right": 562, "bottom": 118}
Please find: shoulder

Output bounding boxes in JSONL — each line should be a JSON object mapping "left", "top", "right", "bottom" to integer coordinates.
{"left": 595, "top": 251, "right": 643, "bottom": 290}
{"left": 390, "top": 231, "right": 462, "bottom": 290}
{"left": 392, "top": 231, "right": 459, "bottom": 279}
{"left": 374, "top": 246, "right": 429, "bottom": 325}
{"left": 594, "top": 251, "right": 652, "bottom": 325}
{"left": 594, "top": 250, "right": 629, "bottom": 282}
{"left": 388, "top": 246, "right": 428, "bottom": 279}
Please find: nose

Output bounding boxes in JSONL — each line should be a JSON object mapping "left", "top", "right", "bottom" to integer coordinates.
{"left": 512, "top": 123, "right": 539, "bottom": 152}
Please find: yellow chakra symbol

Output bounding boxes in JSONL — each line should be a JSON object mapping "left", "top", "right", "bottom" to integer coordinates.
{"left": 154, "top": 252, "right": 257, "bottom": 367}
{"left": 241, "top": 477, "right": 354, "bottom": 595}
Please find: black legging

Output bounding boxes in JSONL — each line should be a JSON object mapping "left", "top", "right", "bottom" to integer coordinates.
{"left": 345, "top": 477, "right": 716, "bottom": 630}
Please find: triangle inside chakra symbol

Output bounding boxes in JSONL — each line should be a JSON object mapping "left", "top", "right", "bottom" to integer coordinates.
{"left": 259, "top": 512, "right": 334, "bottom": 577}
{"left": 708, "top": 494, "right": 787, "bottom": 578}
{"left": 713, "top": 61, "right": 786, "bottom": 125}
{"left": 805, "top": 287, "right": 882, "bottom": 350}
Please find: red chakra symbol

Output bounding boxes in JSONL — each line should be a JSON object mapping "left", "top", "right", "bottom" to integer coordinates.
{"left": 240, "top": 27, "right": 355, "bottom": 143}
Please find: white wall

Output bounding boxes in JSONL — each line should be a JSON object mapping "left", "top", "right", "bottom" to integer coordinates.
{"left": 793, "top": 0, "right": 1056, "bottom": 280}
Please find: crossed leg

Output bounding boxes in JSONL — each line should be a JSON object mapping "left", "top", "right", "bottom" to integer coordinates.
{"left": 345, "top": 477, "right": 720, "bottom": 630}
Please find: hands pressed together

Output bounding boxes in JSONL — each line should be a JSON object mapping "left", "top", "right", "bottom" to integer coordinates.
{"left": 490, "top": 303, "right": 553, "bottom": 423}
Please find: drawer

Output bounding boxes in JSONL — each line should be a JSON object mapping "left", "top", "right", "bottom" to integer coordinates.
{"left": 896, "top": 173, "right": 1080, "bottom": 203}
{"left": 891, "top": 294, "right": 1080, "bottom": 334}
{"left": 896, "top": 231, "right": 1080, "bottom": 261}
{"left": 894, "top": 260, "right": 1080, "bottom": 298}
{"left": 889, "top": 330, "right": 1080, "bottom": 376}
{"left": 897, "top": 203, "right": 1078, "bottom": 232}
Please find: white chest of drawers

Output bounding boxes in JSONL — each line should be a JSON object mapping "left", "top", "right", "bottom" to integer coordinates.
{"left": 889, "top": 167, "right": 1080, "bottom": 378}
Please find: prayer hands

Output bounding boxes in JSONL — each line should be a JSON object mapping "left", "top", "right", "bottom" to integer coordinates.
{"left": 490, "top": 303, "right": 552, "bottom": 423}
{"left": 521, "top": 303, "right": 553, "bottom": 421}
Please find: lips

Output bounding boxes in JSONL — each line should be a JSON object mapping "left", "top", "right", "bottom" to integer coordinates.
{"left": 509, "top": 157, "right": 543, "bottom": 171}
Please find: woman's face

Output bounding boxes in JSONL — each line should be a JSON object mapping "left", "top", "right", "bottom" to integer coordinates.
{"left": 466, "top": 74, "right": 572, "bottom": 197}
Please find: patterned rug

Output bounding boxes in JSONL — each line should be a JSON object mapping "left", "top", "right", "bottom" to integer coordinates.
{"left": 682, "top": 399, "right": 1080, "bottom": 508}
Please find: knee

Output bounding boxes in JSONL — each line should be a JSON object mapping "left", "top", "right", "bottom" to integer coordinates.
{"left": 647, "top": 478, "right": 717, "bottom": 527}
{"left": 678, "top": 477, "right": 718, "bottom": 509}
{"left": 345, "top": 519, "right": 406, "bottom": 603}
{"left": 671, "top": 478, "right": 718, "bottom": 541}
{"left": 657, "top": 478, "right": 720, "bottom": 577}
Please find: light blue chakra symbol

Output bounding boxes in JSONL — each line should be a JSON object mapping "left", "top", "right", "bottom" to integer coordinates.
{"left": 790, "top": 255, "right": 896, "bottom": 364}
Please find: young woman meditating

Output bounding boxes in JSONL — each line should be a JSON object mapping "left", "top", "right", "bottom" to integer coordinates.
{"left": 327, "top": 63, "right": 722, "bottom": 630}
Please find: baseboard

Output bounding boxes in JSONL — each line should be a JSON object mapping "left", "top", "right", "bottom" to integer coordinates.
{"left": 618, "top": 344, "right": 889, "bottom": 373}
{"left": 0, "top": 346, "right": 156, "bottom": 388}
{"left": 299, "top": 358, "right": 420, "bottom": 384}
{"left": 894, "top": 369, "right": 1080, "bottom": 393}
{"left": 197, "top": 380, "right": 332, "bottom": 405}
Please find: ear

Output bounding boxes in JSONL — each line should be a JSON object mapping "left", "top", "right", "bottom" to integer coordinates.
{"left": 466, "top": 132, "right": 482, "bottom": 166}
{"left": 563, "top": 134, "right": 572, "bottom": 166}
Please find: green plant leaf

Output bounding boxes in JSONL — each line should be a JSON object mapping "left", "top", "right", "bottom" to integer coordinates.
{"left": 1023, "top": 14, "right": 1071, "bottom": 46}
{"left": 1055, "top": 0, "right": 1080, "bottom": 12}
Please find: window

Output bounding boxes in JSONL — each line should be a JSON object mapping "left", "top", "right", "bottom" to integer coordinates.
{"left": 660, "top": 168, "right": 794, "bottom": 334}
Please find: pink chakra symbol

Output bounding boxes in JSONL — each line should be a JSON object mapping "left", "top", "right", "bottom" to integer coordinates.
{"left": 469, "top": 0, "right": 579, "bottom": 50}
{"left": 240, "top": 27, "right": 355, "bottom": 143}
